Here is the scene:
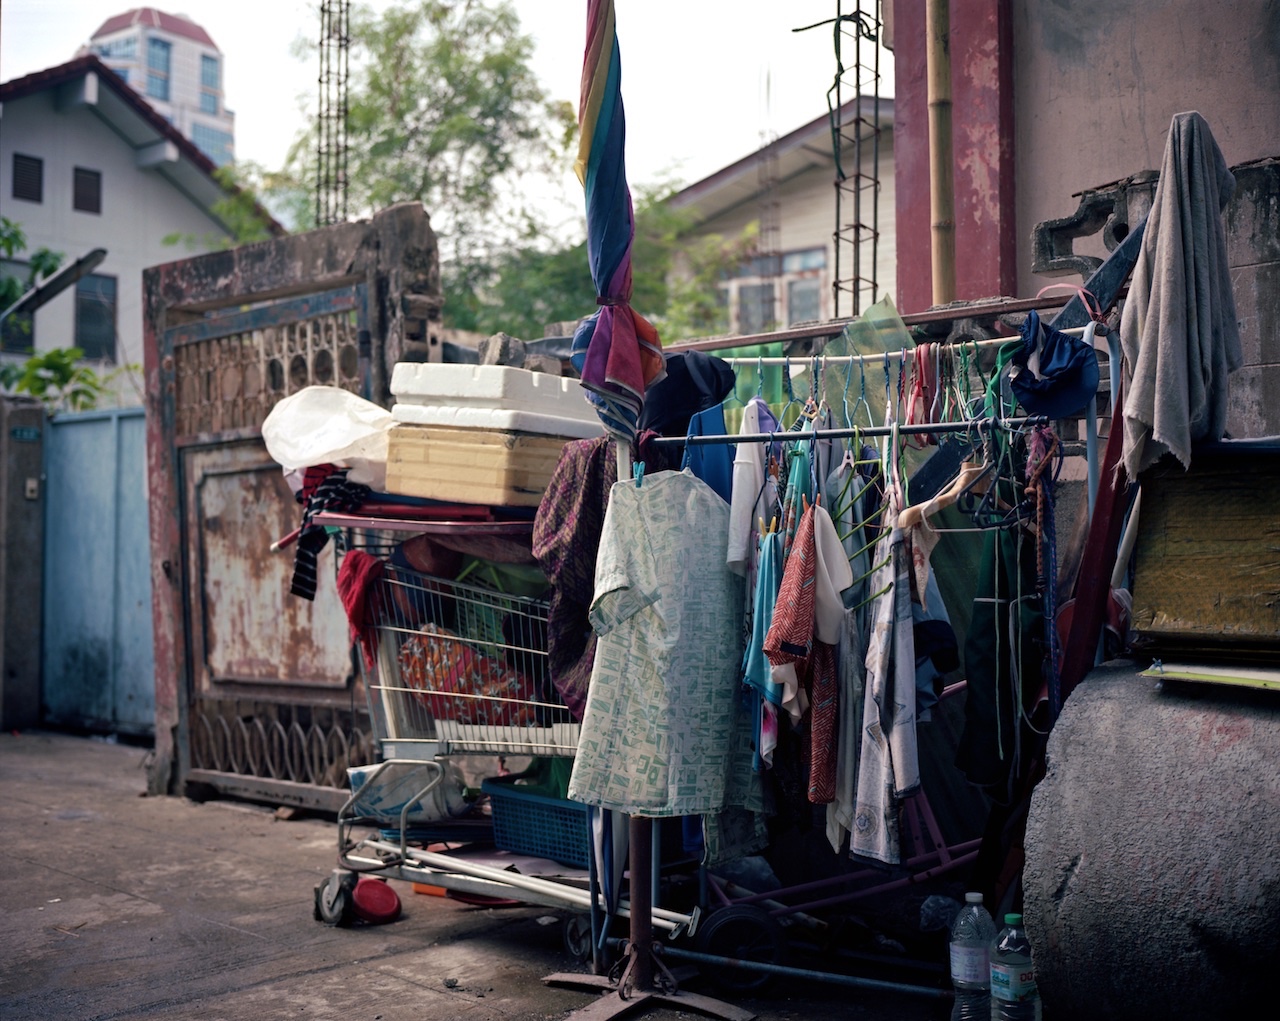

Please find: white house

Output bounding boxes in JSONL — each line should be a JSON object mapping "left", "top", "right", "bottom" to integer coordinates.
{"left": 667, "top": 97, "right": 895, "bottom": 338}
{"left": 78, "top": 7, "right": 236, "bottom": 167}
{"left": 0, "top": 55, "right": 280, "bottom": 393}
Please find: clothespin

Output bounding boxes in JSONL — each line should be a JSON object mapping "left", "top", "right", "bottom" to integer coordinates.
{"left": 633, "top": 461, "right": 645, "bottom": 488}
{"left": 769, "top": 515, "right": 778, "bottom": 534}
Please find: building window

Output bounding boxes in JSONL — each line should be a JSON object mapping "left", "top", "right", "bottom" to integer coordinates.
{"left": 147, "top": 37, "right": 171, "bottom": 101}
{"left": 12, "top": 154, "right": 43, "bottom": 203}
{"left": 787, "top": 278, "right": 822, "bottom": 325}
{"left": 75, "top": 275, "right": 117, "bottom": 363}
{"left": 97, "top": 36, "right": 137, "bottom": 59}
{"left": 739, "top": 283, "right": 777, "bottom": 335}
{"left": 0, "top": 260, "right": 35, "bottom": 354}
{"left": 782, "top": 248, "right": 827, "bottom": 272}
{"left": 201, "top": 54, "right": 220, "bottom": 90}
{"left": 73, "top": 168, "right": 102, "bottom": 214}
{"left": 112, "top": 66, "right": 130, "bottom": 86}
{"left": 200, "top": 55, "right": 221, "bottom": 115}
{"left": 191, "top": 124, "right": 235, "bottom": 167}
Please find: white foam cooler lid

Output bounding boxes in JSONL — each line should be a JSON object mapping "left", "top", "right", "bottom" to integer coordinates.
{"left": 390, "top": 363, "right": 604, "bottom": 438}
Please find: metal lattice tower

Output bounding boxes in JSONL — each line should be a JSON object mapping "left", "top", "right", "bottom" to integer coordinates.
{"left": 828, "top": 0, "right": 884, "bottom": 319}
{"left": 316, "top": 0, "right": 351, "bottom": 227}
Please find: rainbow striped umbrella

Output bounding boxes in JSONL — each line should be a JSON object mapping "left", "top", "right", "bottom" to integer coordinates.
{"left": 571, "top": 0, "right": 665, "bottom": 442}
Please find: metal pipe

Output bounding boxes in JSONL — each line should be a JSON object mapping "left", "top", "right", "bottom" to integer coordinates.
{"left": 653, "top": 945, "right": 952, "bottom": 1000}
{"left": 629, "top": 815, "right": 655, "bottom": 990}
{"left": 359, "top": 838, "right": 692, "bottom": 931}
{"left": 926, "top": 0, "right": 956, "bottom": 304}
{"left": 650, "top": 415, "right": 1048, "bottom": 448}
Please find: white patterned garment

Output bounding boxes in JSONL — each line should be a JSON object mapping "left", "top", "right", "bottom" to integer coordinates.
{"left": 850, "top": 484, "right": 919, "bottom": 865}
{"left": 568, "top": 470, "right": 745, "bottom": 817}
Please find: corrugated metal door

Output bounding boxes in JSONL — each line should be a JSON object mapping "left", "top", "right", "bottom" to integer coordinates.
{"left": 42, "top": 408, "right": 155, "bottom": 735}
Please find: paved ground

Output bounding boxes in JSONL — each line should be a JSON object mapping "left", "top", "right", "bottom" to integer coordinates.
{"left": 0, "top": 730, "right": 950, "bottom": 1021}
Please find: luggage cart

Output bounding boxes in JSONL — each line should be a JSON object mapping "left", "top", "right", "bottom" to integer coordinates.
{"left": 310, "top": 515, "right": 697, "bottom": 958}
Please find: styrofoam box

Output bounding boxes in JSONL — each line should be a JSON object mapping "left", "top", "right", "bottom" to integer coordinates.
{"left": 391, "top": 363, "right": 603, "bottom": 439}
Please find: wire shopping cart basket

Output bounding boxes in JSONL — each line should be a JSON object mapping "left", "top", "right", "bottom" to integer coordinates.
{"left": 364, "top": 564, "right": 580, "bottom": 761}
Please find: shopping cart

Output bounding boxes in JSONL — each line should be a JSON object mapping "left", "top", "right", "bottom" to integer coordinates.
{"left": 310, "top": 516, "right": 697, "bottom": 957}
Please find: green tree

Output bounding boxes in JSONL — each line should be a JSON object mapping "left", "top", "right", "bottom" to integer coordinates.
{"left": 447, "top": 183, "right": 758, "bottom": 344}
{"left": 0, "top": 347, "right": 110, "bottom": 412}
{"left": 1, "top": 217, "right": 63, "bottom": 352}
{"left": 164, "top": 163, "right": 286, "bottom": 250}
{"left": 290, "top": 0, "right": 574, "bottom": 265}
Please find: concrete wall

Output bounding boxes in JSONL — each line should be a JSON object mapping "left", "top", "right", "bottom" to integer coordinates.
{"left": 0, "top": 88, "right": 224, "bottom": 380}
{"left": 1012, "top": 0, "right": 1280, "bottom": 298}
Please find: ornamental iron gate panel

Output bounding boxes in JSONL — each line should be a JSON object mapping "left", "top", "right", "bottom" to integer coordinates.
{"left": 143, "top": 203, "right": 443, "bottom": 807}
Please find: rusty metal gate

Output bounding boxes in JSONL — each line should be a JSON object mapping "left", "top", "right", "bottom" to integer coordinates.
{"left": 143, "top": 204, "right": 444, "bottom": 808}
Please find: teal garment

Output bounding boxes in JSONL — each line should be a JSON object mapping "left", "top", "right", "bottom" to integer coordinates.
{"left": 742, "top": 530, "right": 785, "bottom": 707}
{"left": 569, "top": 470, "right": 745, "bottom": 817}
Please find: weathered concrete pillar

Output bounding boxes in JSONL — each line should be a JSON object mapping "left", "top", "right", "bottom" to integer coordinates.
{"left": 1023, "top": 661, "right": 1280, "bottom": 1019}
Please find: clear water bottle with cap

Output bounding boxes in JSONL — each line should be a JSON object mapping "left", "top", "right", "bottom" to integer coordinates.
{"left": 949, "top": 892, "right": 997, "bottom": 1020}
{"left": 989, "top": 913, "right": 1042, "bottom": 1021}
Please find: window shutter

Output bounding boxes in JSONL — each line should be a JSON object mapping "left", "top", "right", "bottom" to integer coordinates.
{"left": 12, "top": 154, "right": 43, "bottom": 203}
{"left": 73, "top": 168, "right": 102, "bottom": 214}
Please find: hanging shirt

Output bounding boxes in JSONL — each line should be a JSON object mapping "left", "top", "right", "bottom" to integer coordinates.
{"left": 850, "top": 486, "right": 920, "bottom": 865}
{"left": 568, "top": 469, "right": 744, "bottom": 817}
{"left": 763, "top": 503, "right": 854, "bottom": 804}
{"left": 726, "top": 397, "right": 779, "bottom": 577}
{"left": 742, "top": 529, "right": 785, "bottom": 767}
{"left": 682, "top": 402, "right": 735, "bottom": 503}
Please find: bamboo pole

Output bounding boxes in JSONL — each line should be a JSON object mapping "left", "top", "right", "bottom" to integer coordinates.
{"left": 926, "top": 0, "right": 956, "bottom": 305}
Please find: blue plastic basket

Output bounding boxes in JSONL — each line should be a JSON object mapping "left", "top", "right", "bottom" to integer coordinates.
{"left": 481, "top": 776, "right": 590, "bottom": 868}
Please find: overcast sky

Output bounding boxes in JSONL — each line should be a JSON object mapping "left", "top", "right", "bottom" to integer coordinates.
{"left": 2, "top": 1, "right": 892, "bottom": 223}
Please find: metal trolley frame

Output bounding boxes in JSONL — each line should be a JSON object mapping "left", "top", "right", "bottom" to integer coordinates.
{"left": 309, "top": 513, "right": 697, "bottom": 957}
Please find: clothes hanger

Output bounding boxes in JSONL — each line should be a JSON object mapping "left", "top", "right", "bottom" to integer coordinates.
{"left": 896, "top": 458, "right": 990, "bottom": 530}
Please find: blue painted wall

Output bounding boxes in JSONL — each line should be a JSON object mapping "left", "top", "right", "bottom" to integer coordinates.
{"left": 42, "top": 408, "right": 155, "bottom": 735}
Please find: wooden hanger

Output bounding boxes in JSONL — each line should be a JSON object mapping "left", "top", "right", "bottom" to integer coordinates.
{"left": 896, "top": 459, "right": 989, "bottom": 530}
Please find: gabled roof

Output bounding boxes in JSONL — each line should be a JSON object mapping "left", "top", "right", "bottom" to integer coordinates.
{"left": 668, "top": 96, "right": 895, "bottom": 224}
{"left": 90, "top": 7, "right": 219, "bottom": 50}
{"left": 0, "top": 56, "right": 282, "bottom": 238}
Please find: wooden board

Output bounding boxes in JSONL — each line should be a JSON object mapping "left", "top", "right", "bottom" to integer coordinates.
{"left": 1131, "top": 446, "right": 1280, "bottom": 654}
{"left": 385, "top": 424, "right": 570, "bottom": 507}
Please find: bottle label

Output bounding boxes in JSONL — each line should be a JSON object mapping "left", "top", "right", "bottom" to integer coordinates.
{"left": 990, "top": 962, "right": 1038, "bottom": 1001}
{"left": 949, "top": 944, "right": 989, "bottom": 985}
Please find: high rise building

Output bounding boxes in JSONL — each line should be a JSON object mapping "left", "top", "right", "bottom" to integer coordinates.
{"left": 78, "top": 8, "right": 235, "bottom": 167}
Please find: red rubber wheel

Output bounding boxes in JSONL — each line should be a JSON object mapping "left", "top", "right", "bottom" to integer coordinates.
{"left": 352, "top": 877, "right": 402, "bottom": 924}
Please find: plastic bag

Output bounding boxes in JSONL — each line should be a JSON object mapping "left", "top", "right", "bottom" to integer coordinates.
{"left": 346, "top": 760, "right": 471, "bottom": 825}
{"left": 262, "top": 385, "right": 391, "bottom": 489}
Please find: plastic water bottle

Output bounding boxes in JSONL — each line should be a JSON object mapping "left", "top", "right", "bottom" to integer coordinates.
{"left": 949, "top": 892, "right": 997, "bottom": 1020}
{"left": 989, "top": 913, "right": 1042, "bottom": 1021}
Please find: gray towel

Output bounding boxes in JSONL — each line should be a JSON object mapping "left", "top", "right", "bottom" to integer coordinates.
{"left": 1121, "top": 111, "right": 1241, "bottom": 478}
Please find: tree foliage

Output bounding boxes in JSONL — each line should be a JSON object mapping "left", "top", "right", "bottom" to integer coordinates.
{"left": 302, "top": 0, "right": 574, "bottom": 264}
{"left": 0, "top": 348, "right": 111, "bottom": 412}
{"left": 164, "top": 164, "right": 287, "bottom": 250}
{"left": 447, "top": 183, "right": 758, "bottom": 344}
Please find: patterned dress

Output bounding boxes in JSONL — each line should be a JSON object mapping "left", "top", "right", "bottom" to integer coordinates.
{"left": 568, "top": 470, "right": 745, "bottom": 817}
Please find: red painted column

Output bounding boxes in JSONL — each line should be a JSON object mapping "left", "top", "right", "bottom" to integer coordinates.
{"left": 893, "top": 0, "right": 1016, "bottom": 314}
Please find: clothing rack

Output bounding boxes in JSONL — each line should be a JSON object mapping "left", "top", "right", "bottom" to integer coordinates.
{"left": 648, "top": 415, "right": 1049, "bottom": 448}
{"left": 715, "top": 323, "right": 1106, "bottom": 370}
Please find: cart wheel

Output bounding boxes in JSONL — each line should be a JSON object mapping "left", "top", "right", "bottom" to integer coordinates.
{"left": 694, "top": 904, "right": 785, "bottom": 993}
{"left": 313, "top": 870, "right": 356, "bottom": 927}
{"left": 563, "top": 913, "right": 593, "bottom": 964}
